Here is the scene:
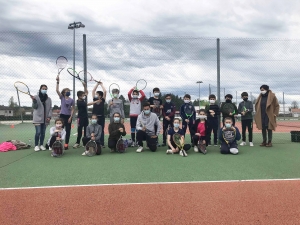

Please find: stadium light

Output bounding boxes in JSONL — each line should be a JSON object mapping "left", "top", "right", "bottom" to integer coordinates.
{"left": 196, "top": 81, "right": 203, "bottom": 107}
{"left": 68, "top": 22, "right": 85, "bottom": 117}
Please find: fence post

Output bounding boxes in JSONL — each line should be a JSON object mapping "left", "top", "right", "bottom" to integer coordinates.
{"left": 83, "top": 34, "right": 87, "bottom": 102}
{"left": 217, "top": 38, "right": 221, "bottom": 134}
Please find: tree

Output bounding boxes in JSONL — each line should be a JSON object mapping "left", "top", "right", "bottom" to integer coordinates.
{"left": 8, "top": 96, "right": 18, "bottom": 108}
{"left": 291, "top": 101, "right": 299, "bottom": 109}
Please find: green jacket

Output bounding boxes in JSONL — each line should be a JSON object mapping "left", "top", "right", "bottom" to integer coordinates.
{"left": 238, "top": 100, "right": 253, "bottom": 120}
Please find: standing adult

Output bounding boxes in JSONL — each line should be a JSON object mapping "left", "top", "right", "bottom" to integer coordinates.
{"left": 56, "top": 76, "right": 75, "bottom": 150}
{"left": 254, "top": 85, "right": 279, "bottom": 147}
{"left": 32, "top": 85, "right": 52, "bottom": 151}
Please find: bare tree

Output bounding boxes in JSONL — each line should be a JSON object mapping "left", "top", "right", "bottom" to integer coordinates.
{"left": 291, "top": 100, "right": 299, "bottom": 109}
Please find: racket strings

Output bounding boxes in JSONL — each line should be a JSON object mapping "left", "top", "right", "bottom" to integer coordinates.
{"left": 14, "top": 82, "right": 30, "bottom": 94}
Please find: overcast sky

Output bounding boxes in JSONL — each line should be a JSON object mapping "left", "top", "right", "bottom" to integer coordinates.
{"left": 0, "top": 0, "right": 300, "bottom": 107}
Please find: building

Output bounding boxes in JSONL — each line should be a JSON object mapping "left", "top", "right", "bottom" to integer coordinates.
{"left": 291, "top": 108, "right": 300, "bottom": 117}
{"left": 0, "top": 106, "right": 14, "bottom": 117}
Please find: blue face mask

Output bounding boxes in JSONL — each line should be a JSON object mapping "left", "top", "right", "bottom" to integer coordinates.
{"left": 66, "top": 92, "right": 71, "bottom": 97}
{"left": 114, "top": 117, "right": 120, "bottom": 122}
{"left": 225, "top": 123, "right": 232, "bottom": 128}
{"left": 166, "top": 99, "right": 171, "bottom": 103}
{"left": 144, "top": 110, "right": 150, "bottom": 115}
{"left": 41, "top": 90, "right": 47, "bottom": 95}
{"left": 174, "top": 123, "right": 180, "bottom": 128}
{"left": 91, "top": 119, "right": 97, "bottom": 124}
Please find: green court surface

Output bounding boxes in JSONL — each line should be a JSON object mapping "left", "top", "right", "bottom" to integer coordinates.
{"left": 0, "top": 122, "right": 299, "bottom": 188}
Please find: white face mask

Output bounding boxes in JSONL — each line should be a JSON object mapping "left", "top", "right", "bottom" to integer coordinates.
{"left": 132, "top": 95, "right": 138, "bottom": 99}
{"left": 261, "top": 90, "right": 267, "bottom": 95}
{"left": 82, "top": 96, "right": 86, "bottom": 100}
{"left": 209, "top": 100, "right": 215, "bottom": 104}
{"left": 184, "top": 100, "right": 190, "bottom": 104}
{"left": 199, "top": 115, "right": 207, "bottom": 120}
{"left": 154, "top": 92, "right": 160, "bottom": 97}
{"left": 113, "top": 93, "right": 119, "bottom": 98}
{"left": 94, "top": 95, "right": 99, "bottom": 99}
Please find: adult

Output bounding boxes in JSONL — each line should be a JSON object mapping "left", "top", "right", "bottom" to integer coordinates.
{"left": 32, "top": 84, "right": 52, "bottom": 151}
{"left": 254, "top": 85, "right": 279, "bottom": 147}
{"left": 56, "top": 76, "right": 75, "bottom": 150}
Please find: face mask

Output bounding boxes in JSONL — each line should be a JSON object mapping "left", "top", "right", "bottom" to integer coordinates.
{"left": 132, "top": 95, "right": 138, "bottom": 99}
{"left": 226, "top": 99, "right": 231, "bottom": 103}
{"left": 243, "top": 98, "right": 248, "bottom": 101}
{"left": 91, "top": 119, "right": 97, "bottom": 124}
{"left": 199, "top": 115, "right": 207, "bottom": 120}
{"left": 66, "top": 92, "right": 71, "bottom": 97}
{"left": 113, "top": 94, "right": 119, "bottom": 98}
{"left": 154, "top": 92, "right": 160, "bottom": 97}
{"left": 225, "top": 123, "right": 232, "bottom": 128}
{"left": 82, "top": 96, "right": 86, "bottom": 100}
{"left": 56, "top": 124, "right": 62, "bottom": 128}
{"left": 114, "top": 117, "right": 120, "bottom": 122}
{"left": 174, "top": 123, "right": 180, "bottom": 128}
{"left": 166, "top": 99, "right": 171, "bottom": 103}
{"left": 144, "top": 110, "right": 150, "bottom": 115}
{"left": 41, "top": 90, "right": 47, "bottom": 95}
{"left": 209, "top": 100, "right": 215, "bottom": 104}
{"left": 94, "top": 95, "right": 99, "bottom": 99}
{"left": 184, "top": 100, "right": 190, "bottom": 104}
{"left": 261, "top": 90, "right": 267, "bottom": 95}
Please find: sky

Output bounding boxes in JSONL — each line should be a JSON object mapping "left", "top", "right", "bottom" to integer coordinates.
{"left": 0, "top": 0, "right": 300, "bottom": 107}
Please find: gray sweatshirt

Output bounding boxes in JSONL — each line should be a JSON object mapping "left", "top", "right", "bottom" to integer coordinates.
{"left": 136, "top": 112, "right": 161, "bottom": 136}
{"left": 238, "top": 100, "right": 253, "bottom": 120}
{"left": 108, "top": 98, "right": 125, "bottom": 119}
{"left": 32, "top": 94, "right": 52, "bottom": 125}
{"left": 86, "top": 124, "right": 102, "bottom": 143}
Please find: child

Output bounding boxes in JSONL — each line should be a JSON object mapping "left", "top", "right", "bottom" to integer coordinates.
{"left": 162, "top": 94, "right": 176, "bottom": 146}
{"left": 220, "top": 94, "right": 238, "bottom": 126}
{"left": 136, "top": 103, "right": 161, "bottom": 153}
{"left": 56, "top": 76, "right": 75, "bottom": 150}
{"left": 148, "top": 87, "right": 163, "bottom": 146}
{"left": 108, "top": 112, "right": 127, "bottom": 152}
{"left": 82, "top": 114, "right": 102, "bottom": 155}
{"left": 128, "top": 86, "right": 145, "bottom": 147}
{"left": 108, "top": 89, "right": 125, "bottom": 124}
{"left": 92, "top": 81, "right": 107, "bottom": 148}
{"left": 219, "top": 117, "right": 241, "bottom": 155}
{"left": 47, "top": 118, "right": 66, "bottom": 156}
{"left": 205, "top": 94, "right": 220, "bottom": 146}
{"left": 180, "top": 94, "right": 196, "bottom": 144}
{"left": 73, "top": 84, "right": 100, "bottom": 148}
{"left": 191, "top": 109, "right": 208, "bottom": 154}
{"left": 166, "top": 118, "right": 191, "bottom": 156}
{"left": 238, "top": 92, "right": 254, "bottom": 147}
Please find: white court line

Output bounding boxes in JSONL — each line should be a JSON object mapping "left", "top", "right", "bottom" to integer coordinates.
{"left": 1, "top": 178, "right": 300, "bottom": 191}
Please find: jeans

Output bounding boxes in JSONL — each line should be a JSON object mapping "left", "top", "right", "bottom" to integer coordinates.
{"left": 34, "top": 123, "right": 47, "bottom": 146}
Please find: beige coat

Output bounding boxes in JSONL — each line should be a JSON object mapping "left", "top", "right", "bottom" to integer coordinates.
{"left": 254, "top": 90, "right": 279, "bottom": 131}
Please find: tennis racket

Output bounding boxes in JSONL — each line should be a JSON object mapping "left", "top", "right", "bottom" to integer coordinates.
{"left": 52, "top": 140, "right": 63, "bottom": 157}
{"left": 197, "top": 138, "right": 207, "bottom": 154}
{"left": 78, "top": 71, "right": 101, "bottom": 83}
{"left": 85, "top": 140, "right": 97, "bottom": 156}
{"left": 14, "top": 81, "right": 33, "bottom": 97}
{"left": 173, "top": 133, "right": 187, "bottom": 157}
{"left": 222, "top": 103, "right": 236, "bottom": 115}
{"left": 152, "top": 99, "right": 162, "bottom": 117}
{"left": 165, "top": 124, "right": 171, "bottom": 140}
{"left": 184, "top": 104, "right": 194, "bottom": 123}
{"left": 222, "top": 127, "right": 236, "bottom": 147}
{"left": 67, "top": 68, "right": 84, "bottom": 82}
{"left": 56, "top": 56, "right": 68, "bottom": 76}
{"left": 135, "top": 79, "right": 147, "bottom": 91}
{"left": 109, "top": 83, "right": 120, "bottom": 100}
{"left": 116, "top": 136, "right": 126, "bottom": 153}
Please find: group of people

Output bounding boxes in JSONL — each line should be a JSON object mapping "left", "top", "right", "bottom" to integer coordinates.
{"left": 30, "top": 76, "right": 279, "bottom": 157}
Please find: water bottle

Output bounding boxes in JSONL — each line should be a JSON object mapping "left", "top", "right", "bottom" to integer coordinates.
{"left": 28, "top": 139, "right": 32, "bottom": 148}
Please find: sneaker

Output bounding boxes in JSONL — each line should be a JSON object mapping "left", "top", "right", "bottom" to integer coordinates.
{"left": 208, "top": 144, "right": 212, "bottom": 147}
{"left": 40, "top": 145, "right": 46, "bottom": 151}
{"left": 101, "top": 145, "right": 105, "bottom": 148}
{"left": 73, "top": 143, "right": 80, "bottom": 148}
{"left": 136, "top": 146, "right": 143, "bottom": 153}
{"left": 194, "top": 146, "right": 199, "bottom": 153}
{"left": 156, "top": 143, "right": 161, "bottom": 147}
{"left": 34, "top": 146, "right": 40, "bottom": 152}
{"left": 110, "top": 149, "right": 115, "bottom": 153}
{"left": 214, "top": 144, "right": 218, "bottom": 147}
{"left": 49, "top": 147, "right": 52, "bottom": 151}
{"left": 240, "top": 142, "right": 246, "bottom": 146}
{"left": 82, "top": 151, "right": 87, "bottom": 156}
{"left": 131, "top": 142, "right": 135, "bottom": 147}
{"left": 249, "top": 142, "right": 254, "bottom": 147}
{"left": 64, "top": 144, "right": 69, "bottom": 150}
{"left": 179, "top": 150, "right": 188, "bottom": 157}
{"left": 166, "top": 149, "right": 173, "bottom": 154}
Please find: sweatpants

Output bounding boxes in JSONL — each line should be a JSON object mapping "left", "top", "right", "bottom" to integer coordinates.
{"left": 220, "top": 142, "right": 238, "bottom": 154}
{"left": 136, "top": 130, "right": 157, "bottom": 152}
{"left": 241, "top": 119, "right": 253, "bottom": 142}
{"left": 207, "top": 118, "right": 218, "bottom": 145}
{"left": 130, "top": 116, "right": 138, "bottom": 142}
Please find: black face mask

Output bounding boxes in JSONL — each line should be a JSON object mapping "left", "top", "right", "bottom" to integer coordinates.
{"left": 243, "top": 98, "right": 248, "bottom": 101}
{"left": 226, "top": 99, "right": 232, "bottom": 103}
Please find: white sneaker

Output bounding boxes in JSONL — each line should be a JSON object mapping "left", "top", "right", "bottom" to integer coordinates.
{"left": 240, "top": 142, "right": 246, "bottom": 146}
{"left": 40, "top": 145, "right": 46, "bottom": 151}
{"left": 131, "top": 143, "right": 135, "bottom": 147}
{"left": 166, "top": 149, "right": 173, "bottom": 154}
{"left": 179, "top": 150, "right": 188, "bottom": 157}
{"left": 82, "top": 151, "right": 87, "bottom": 156}
{"left": 214, "top": 144, "right": 218, "bottom": 147}
{"left": 34, "top": 146, "right": 40, "bottom": 152}
{"left": 136, "top": 146, "right": 143, "bottom": 153}
{"left": 73, "top": 143, "right": 80, "bottom": 148}
{"left": 249, "top": 142, "right": 254, "bottom": 147}
{"left": 194, "top": 146, "right": 199, "bottom": 152}
{"left": 49, "top": 147, "right": 52, "bottom": 151}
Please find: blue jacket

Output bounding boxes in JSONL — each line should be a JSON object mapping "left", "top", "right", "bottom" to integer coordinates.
{"left": 180, "top": 103, "right": 196, "bottom": 122}
{"left": 218, "top": 126, "right": 241, "bottom": 143}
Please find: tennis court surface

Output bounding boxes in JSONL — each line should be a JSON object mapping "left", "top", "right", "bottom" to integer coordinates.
{"left": 1, "top": 121, "right": 300, "bottom": 224}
